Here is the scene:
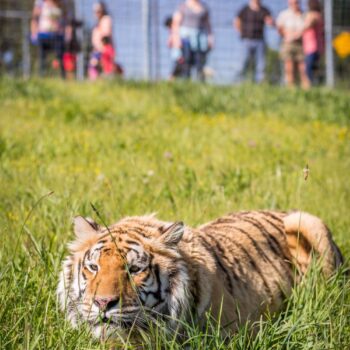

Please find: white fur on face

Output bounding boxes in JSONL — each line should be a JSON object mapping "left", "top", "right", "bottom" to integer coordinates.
{"left": 58, "top": 237, "right": 191, "bottom": 338}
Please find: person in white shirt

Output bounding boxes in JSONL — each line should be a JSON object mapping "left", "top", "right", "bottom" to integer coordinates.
{"left": 31, "top": 0, "right": 73, "bottom": 78}
{"left": 276, "top": 0, "right": 310, "bottom": 88}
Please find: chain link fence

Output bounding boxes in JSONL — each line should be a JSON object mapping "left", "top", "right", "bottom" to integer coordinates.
{"left": 0, "top": 0, "right": 349, "bottom": 86}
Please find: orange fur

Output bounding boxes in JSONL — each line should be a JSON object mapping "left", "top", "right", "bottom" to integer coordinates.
{"left": 58, "top": 210, "right": 343, "bottom": 339}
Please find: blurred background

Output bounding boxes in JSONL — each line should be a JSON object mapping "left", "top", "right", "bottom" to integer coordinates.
{"left": 0, "top": 0, "right": 349, "bottom": 86}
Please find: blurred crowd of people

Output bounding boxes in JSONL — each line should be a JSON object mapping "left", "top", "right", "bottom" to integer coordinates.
{"left": 88, "top": 1, "right": 123, "bottom": 80}
{"left": 166, "top": 0, "right": 324, "bottom": 87}
{"left": 30, "top": 0, "right": 122, "bottom": 80}
{"left": 31, "top": 0, "right": 79, "bottom": 79}
{"left": 30, "top": 0, "right": 324, "bottom": 87}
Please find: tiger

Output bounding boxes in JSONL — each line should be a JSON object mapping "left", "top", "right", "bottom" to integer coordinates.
{"left": 57, "top": 210, "right": 343, "bottom": 339}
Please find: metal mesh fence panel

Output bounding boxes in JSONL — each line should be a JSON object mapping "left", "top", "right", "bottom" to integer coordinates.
{"left": 0, "top": 0, "right": 349, "bottom": 86}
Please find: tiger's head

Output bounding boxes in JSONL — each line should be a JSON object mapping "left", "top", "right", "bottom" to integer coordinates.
{"left": 57, "top": 215, "right": 190, "bottom": 338}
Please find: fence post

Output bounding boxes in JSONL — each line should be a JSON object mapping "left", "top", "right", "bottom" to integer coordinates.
{"left": 21, "top": 15, "right": 31, "bottom": 78}
{"left": 153, "top": 0, "right": 160, "bottom": 80}
{"left": 75, "top": 0, "right": 84, "bottom": 80}
{"left": 142, "top": 0, "right": 151, "bottom": 80}
{"left": 324, "top": 0, "right": 335, "bottom": 87}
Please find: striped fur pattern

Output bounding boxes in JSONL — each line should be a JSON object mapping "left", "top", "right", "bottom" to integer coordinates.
{"left": 57, "top": 210, "right": 343, "bottom": 338}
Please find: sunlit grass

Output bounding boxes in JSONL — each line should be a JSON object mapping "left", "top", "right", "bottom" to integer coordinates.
{"left": 0, "top": 79, "right": 349, "bottom": 349}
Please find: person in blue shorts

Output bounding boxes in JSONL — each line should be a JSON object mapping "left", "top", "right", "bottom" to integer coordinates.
{"left": 31, "top": 0, "right": 73, "bottom": 78}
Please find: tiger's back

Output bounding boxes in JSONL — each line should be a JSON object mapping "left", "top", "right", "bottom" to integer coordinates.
{"left": 195, "top": 210, "right": 343, "bottom": 328}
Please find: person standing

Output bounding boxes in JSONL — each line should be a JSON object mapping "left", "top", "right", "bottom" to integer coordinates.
{"left": 303, "top": 0, "right": 324, "bottom": 84}
{"left": 234, "top": 0, "right": 273, "bottom": 83}
{"left": 276, "top": 0, "right": 310, "bottom": 88}
{"left": 88, "top": 1, "right": 113, "bottom": 80}
{"left": 31, "top": 0, "right": 73, "bottom": 78}
{"left": 171, "top": 0, "right": 213, "bottom": 81}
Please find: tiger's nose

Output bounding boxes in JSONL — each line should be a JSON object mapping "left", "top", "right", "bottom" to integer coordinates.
{"left": 94, "top": 297, "right": 119, "bottom": 311}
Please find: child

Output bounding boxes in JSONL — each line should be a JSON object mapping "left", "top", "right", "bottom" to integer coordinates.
{"left": 164, "top": 16, "right": 185, "bottom": 80}
{"left": 100, "top": 36, "right": 116, "bottom": 77}
{"left": 88, "top": 51, "right": 101, "bottom": 80}
{"left": 63, "top": 19, "right": 82, "bottom": 80}
{"left": 63, "top": 51, "right": 76, "bottom": 79}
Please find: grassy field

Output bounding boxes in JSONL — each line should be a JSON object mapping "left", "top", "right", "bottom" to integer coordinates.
{"left": 0, "top": 79, "right": 349, "bottom": 349}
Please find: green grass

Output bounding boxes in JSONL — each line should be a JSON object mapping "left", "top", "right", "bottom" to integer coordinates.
{"left": 0, "top": 79, "right": 349, "bottom": 349}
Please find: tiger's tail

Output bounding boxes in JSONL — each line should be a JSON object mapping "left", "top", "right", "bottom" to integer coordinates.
{"left": 283, "top": 211, "right": 344, "bottom": 277}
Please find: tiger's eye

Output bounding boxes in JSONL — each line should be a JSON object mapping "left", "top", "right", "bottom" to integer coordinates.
{"left": 87, "top": 263, "right": 98, "bottom": 272}
{"left": 128, "top": 265, "right": 141, "bottom": 274}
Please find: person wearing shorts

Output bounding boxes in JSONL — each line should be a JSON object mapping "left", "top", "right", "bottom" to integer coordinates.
{"left": 31, "top": 0, "right": 73, "bottom": 78}
{"left": 277, "top": 0, "right": 310, "bottom": 88}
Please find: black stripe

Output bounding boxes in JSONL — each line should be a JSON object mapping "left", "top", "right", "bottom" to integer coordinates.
{"left": 232, "top": 227, "right": 269, "bottom": 262}
{"left": 129, "top": 248, "right": 140, "bottom": 258}
{"left": 153, "top": 264, "right": 163, "bottom": 301}
{"left": 199, "top": 235, "right": 235, "bottom": 294}
{"left": 130, "top": 227, "right": 148, "bottom": 238}
{"left": 93, "top": 245, "right": 104, "bottom": 253}
{"left": 240, "top": 216, "right": 294, "bottom": 277}
{"left": 78, "top": 259, "right": 83, "bottom": 298}
{"left": 141, "top": 264, "right": 165, "bottom": 307}
{"left": 240, "top": 217, "right": 287, "bottom": 259}
{"left": 233, "top": 257, "right": 245, "bottom": 277}
{"left": 203, "top": 228, "right": 273, "bottom": 297}
{"left": 209, "top": 217, "right": 242, "bottom": 225}
{"left": 202, "top": 223, "right": 241, "bottom": 233}
{"left": 238, "top": 244, "right": 273, "bottom": 299}
{"left": 65, "top": 263, "right": 73, "bottom": 284}
{"left": 260, "top": 211, "right": 285, "bottom": 223}
{"left": 204, "top": 216, "right": 294, "bottom": 286}
{"left": 204, "top": 233, "right": 241, "bottom": 282}
{"left": 83, "top": 249, "right": 91, "bottom": 263}
{"left": 260, "top": 216, "right": 285, "bottom": 237}
{"left": 232, "top": 226, "right": 293, "bottom": 285}
{"left": 140, "top": 252, "right": 148, "bottom": 264}
{"left": 97, "top": 239, "right": 108, "bottom": 244}
{"left": 125, "top": 240, "right": 140, "bottom": 246}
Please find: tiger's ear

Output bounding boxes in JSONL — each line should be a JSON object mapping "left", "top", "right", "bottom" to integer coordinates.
{"left": 159, "top": 222, "right": 184, "bottom": 246}
{"left": 73, "top": 216, "right": 99, "bottom": 239}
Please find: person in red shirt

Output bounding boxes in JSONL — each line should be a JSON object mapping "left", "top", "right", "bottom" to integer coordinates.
{"left": 100, "top": 36, "right": 115, "bottom": 76}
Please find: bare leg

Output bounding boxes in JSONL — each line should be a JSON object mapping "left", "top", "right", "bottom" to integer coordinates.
{"left": 284, "top": 59, "right": 294, "bottom": 87}
{"left": 298, "top": 61, "right": 311, "bottom": 90}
